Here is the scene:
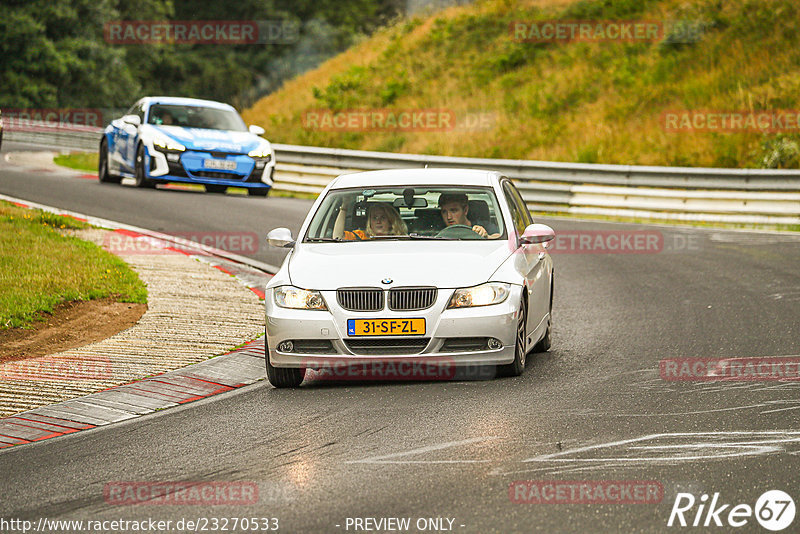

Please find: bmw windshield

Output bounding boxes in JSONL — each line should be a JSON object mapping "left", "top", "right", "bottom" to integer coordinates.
{"left": 304, "top": 186, "right": 507, "bottom": 242}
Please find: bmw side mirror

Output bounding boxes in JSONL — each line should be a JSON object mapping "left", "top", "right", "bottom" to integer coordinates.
{"left": 520, "top": 223, "right": 555, "bottom": 245}
{"left": 122, "top": 114, "right": 141, "bottom": 126}
{"left": 267, "top": 227, "right": 295, "bottom": 248}
{"left": 249, "top": 125, "right": 266, "bottom": 135}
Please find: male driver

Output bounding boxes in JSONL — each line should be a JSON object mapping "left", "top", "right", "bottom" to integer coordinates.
{"left": 438, "top": 192, "right": 499, "bottom": 238}
{"left": 161, "top": 110, "right": 175, "bottom": 125}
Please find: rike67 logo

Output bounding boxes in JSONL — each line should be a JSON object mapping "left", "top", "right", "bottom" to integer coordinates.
{"left": 668, "top": 490, "right": 795, "bottom": 531}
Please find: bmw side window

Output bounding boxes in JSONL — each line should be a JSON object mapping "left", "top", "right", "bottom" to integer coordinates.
{"left": 506, "top": 181, "right": 533, "bottom": 226}
{"left": 502, "top": 182, "right": 527, "bottom": 238}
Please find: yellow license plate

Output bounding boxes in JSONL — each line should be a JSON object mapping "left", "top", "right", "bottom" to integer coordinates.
{"left": 347, "top": 318, "right": 425, "bottom": 336}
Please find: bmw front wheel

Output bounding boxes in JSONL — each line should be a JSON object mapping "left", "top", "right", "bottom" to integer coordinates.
{"left": 266, "top": 343, "right": 305, "bottom": 388}
{"left": 499, "top": 300, "right": 527, "bottom": 377}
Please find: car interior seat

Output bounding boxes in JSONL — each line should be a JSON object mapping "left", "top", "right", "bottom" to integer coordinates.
{"left": 467, "top": 199, "right": 499, "bottom": 234}
{"left": 411, "top": 208, "right": 446, "bottom": 234}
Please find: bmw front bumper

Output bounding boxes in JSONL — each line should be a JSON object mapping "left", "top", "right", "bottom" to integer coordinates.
{"left": 265, "top": 285, "right": 523, "bottom": 368}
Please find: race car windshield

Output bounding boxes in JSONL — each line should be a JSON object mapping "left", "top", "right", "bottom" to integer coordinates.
{"left": 147, "top": 104, "right": 247, "bottom": 131}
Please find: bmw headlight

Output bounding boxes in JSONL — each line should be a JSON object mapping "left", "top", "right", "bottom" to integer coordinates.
{"left": 152, "top": 133, "right": 185, "bottom": 152}
{"left": 447, "top": 282, "right": 511, "bottom": 308}
{"left": 274, "top": 286, "right": 327, "bottom": 310}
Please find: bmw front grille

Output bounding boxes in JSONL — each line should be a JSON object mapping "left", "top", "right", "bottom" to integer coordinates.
{"left": 337, "top": 287, "right": 437, "bottom": 312}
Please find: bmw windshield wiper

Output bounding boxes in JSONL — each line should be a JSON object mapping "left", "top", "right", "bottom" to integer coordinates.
{"left": 306, "top": 234, "right": 444, "bottom": 241}
{"left": 369, "top": 234, "right": 411, "bottom": 240}
{"left": 304, "top": 237, "right": 341, "bottom": 242}
{"left": 407, "top": 233, "right": 445, "bottom": 239}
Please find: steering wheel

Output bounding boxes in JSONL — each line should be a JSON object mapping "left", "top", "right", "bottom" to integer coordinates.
{"left": 435, "top": 224, "right": 486, "bottom": 239}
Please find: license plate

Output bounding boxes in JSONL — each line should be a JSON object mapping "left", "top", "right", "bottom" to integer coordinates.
{"left": 347, "top": 318, "right": 425, "bottom": 336}
{"left": 204, "top": 158, "right": 237, "bottom": 171}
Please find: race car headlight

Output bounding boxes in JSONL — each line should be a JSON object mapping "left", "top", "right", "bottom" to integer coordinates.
{"left": 274, "top": 286, "right": 327, "bottom": 310}
{"left": 447, "top": 282, "right": 511, "bottom": 309}
{"left": 248, "top": 146, "right": 272, "bottom": 159}
{"left": 152, "top": 134, "right": 185, "bottom": 152}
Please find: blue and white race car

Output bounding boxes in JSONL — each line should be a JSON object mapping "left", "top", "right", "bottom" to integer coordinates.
{"left": 99, "top": 96, "right": 275, "bottom": 196}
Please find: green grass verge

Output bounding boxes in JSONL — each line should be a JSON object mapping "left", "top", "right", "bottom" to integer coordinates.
{"left": 53, "top": 152, "right": 98, "bottom": 173}
{"left": 0, "top": 201, "right": 148, "bottom": 329}
{"left": 268, "top": 189, "right": 320, "bottom": 200}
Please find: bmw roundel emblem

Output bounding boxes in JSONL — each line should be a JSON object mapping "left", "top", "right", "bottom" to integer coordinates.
{"left": 381, "top": 277, "right": 393, "bottom": 285}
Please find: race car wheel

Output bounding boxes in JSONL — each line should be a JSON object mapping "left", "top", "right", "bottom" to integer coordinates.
{"left": 98, "top": 139, "right": 121, "bottom": 184}
{"left": 134, "top": 144, "right": 155, "bottom": 188}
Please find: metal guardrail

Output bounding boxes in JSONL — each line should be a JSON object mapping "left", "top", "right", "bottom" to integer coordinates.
{"left": 5, "top": 123, "right": 800, "bottom": 225}
{"left": 4, "top": 123, "right": 100, "bottom": 151}
{"left": 271, "top": 145, "right": 800, "bottom": 224}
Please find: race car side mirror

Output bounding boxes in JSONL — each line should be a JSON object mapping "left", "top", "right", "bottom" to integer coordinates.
{"left": 122, "top": 115, "right": 141, "bottom": 126}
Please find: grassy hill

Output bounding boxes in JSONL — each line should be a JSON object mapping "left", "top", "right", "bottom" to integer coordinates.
{"left": 242, "top": 0, "right": 800, "bottom": 169}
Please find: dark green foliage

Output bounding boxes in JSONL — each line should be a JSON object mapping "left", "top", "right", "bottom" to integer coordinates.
{"left": 0, "top": 0, "right": 403, "bottom": 109}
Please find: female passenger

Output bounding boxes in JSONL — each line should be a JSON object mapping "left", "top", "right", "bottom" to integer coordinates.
{"left": 333, "top": 201, "right": 407, "bottom": 240}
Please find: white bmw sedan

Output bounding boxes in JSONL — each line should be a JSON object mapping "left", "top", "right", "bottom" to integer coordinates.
{"left": 264, "top": 169, "right": 555, "bottom": 387}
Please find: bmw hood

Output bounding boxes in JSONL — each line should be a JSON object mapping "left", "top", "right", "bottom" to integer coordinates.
{"left": 150, "top": 125, "right": 265, "bottom": 153}
{"left": 288, "top": 241, "right": 514, "bottom": 290}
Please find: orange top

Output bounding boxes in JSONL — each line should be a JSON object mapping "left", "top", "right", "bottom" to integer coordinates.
{"left": 343, "top": 229, "right": 368, "bottom": 241}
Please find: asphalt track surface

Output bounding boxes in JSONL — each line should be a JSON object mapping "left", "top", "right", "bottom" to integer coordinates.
{"left": 2, "top": 141, "right": 800, "bottom": 533}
